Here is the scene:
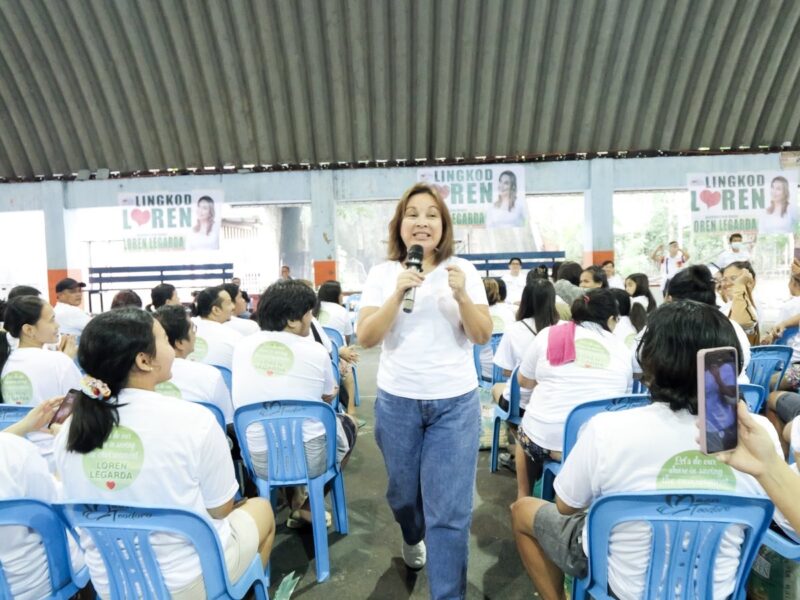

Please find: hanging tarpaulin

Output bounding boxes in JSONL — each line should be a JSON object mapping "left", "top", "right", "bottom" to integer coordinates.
{"left": 118, "top": 190, "right": 223, "bottom": 251}
{"left": 417, "top": 164, "right": 527, "bottom": 228}
{"left": 689, "top": 171, "right": 798, "bottom": 235}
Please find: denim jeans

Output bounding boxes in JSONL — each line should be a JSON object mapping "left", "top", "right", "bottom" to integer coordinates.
{"left": 375, "top": 387, "right": 481, "bottom": 600}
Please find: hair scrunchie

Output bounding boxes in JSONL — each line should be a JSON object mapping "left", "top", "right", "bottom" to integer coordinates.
{"left": 80, "top": 375, "right": 111, "bottom": 400}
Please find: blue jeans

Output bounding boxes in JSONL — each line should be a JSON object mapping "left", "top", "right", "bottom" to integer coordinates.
{"left": 375, "top": 387, "right": 481, "bottom": 600}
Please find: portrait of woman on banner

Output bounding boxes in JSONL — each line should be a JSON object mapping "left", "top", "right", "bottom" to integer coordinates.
{"left": 187, "top": 195, "right": 221, "bottom": 251}
{"left": 759, "top": 176, "right": 795, "bottom": 234}
{"left": 485, "top": 170, "right": 526, "bottom": 229}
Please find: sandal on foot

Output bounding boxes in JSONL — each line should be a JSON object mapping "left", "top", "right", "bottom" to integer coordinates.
{"left": 286, "top": 509, "right": 332, "bottom": 529}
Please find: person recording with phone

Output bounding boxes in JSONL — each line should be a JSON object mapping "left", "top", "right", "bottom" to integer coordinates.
{"left": 358, "top": 183, "right": 491, "bottom": 600}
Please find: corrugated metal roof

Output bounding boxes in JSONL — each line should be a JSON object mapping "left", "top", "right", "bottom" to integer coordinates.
{"left": 0, "top": 0, "right": 799, "bottom": 180}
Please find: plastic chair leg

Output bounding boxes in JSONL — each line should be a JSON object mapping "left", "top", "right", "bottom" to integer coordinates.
{"left": 490, "top": 417, "right": 501, "bottom": 473}
{"left": 572, "top": 573, "right": 588, "bottom": 599}
{"left": 353, "top": 367, "right": 361, "bottom": 407}
{"left": 308, "top": 479, "right": 331, "bottom": 582}
{"left": 331, "top": 473, "right": 349, "bottom": 534}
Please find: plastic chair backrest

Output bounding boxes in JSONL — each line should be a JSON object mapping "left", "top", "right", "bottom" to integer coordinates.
{"left": 213, "top": 365, "right": 233, "bottom": 393}
{"left": 776, "top": 326, "right": 800, "bottom": 346}
{"left": 738, "top": 383, "right": 766, "bottom": 414}
{"left": 59, "top": 502, "right": 243, "bottom": 599}
{"left": 0, "top": 404, "right": 33, "bottom": 430}
{"left": 562, "top": 395, "right": 651, "bottom": 459}
{"left": 322, "top": 326, "right": 345, "bottom": 348}
{"left": 234, "top": 400, "right": 338, "bottom": 485}
{"left": 631, "top": 379, "right": 649, "bottom": 395}
{"left": 504, "top": 366, "right": 522, "bottom": 422}
{"left": 196, "top": 401, "right": 226, "bottom": 431}
{"left": 473, "top": 333, "right": 504, "bottom": 385}
{"left": 746, "top": 345, "right": 793, "bottom": 393}
{"left": 581, "top": 491, "right": 774, "bottom": 600}
{"left": 0, "top": 498, "right": 83, "bottom": 599}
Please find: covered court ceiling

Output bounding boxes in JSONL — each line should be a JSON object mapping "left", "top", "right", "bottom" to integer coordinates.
{"left": 1, "top": 0, "right": 800, "bottom": 180}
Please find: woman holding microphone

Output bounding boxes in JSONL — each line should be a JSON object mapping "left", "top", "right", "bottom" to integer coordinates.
{"left": 358, "top": 183, "right": 492, "bottom": 600}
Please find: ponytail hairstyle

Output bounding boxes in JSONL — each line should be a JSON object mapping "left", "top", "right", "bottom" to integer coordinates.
{"left": 570, "top": 288, "right": 619, "bottom": 332}
{"left": 192, "top": 286, "right": 224, "bottom": 318}
{"left": 0, "top": 296, "right": 47, "bottom": 403}
{"left": 148, "top": 283, "right": 177, "bottom": 312}
{"left": 67, "top": 308, "right": 156, "bottom": 453}
{"left": 483, "top": 278, "right": 500, "bottom": 306}
{"left": 517, "top": 278, "right": 560, "bottom": 333}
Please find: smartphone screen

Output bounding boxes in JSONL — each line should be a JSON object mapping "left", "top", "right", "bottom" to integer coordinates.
{"left": 50, "top": 389, "right": 80, "bottom": 426}
{"left": 698, "top": 347, "right": 738, "bottom": 454}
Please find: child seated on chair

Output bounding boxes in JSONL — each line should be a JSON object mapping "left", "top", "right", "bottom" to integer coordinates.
{"left": 231, "top": 280, "right": 357, "bottom": 527}
{"left": 511, "top": 300, "right": 792, "bottom": 600}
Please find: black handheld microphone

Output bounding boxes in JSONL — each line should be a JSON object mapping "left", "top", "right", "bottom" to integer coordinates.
{"left": 402, "top": 245, "right": 424, "bottom": 313}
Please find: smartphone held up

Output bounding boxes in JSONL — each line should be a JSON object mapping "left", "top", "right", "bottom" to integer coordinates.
{"left": 697, "top": 347, "right": 739, "bottom": 454}
{"left": 49, "top": 389, "right": 80, "bottom": 427}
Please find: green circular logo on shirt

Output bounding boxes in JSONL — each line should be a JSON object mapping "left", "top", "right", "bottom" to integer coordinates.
{"left": 0, "top": 371, "right": 33, "bottom": 404}
{"left": 155, "top": 381, "right": 182, "bottom": 399}
{"left": 656, "top": 450, "right": 736, "bottom": 491}
{"left": 251, "top": 341, "right": 294, "bottom": 377}
{"left": 189, "top": 337, "right": 208, "bottom": 361}
{"left": 318, "top": 310, "right": 331, "bottom": 325}
{"left": 82, "top": 426, "right": 145, "bottom": 492}
{"left": 625, "top": 333, "right": 637, "bottom": 349}
{"left": 574, "top": 339, "right": 611, "bottom": 369}
{"left": 491, "top": 316, "right": 505, "bottom": 333}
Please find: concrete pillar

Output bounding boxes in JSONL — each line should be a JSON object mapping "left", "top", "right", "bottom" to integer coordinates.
{"left": 309, "top": 171, "right": 337, "bottom": 284}
{"left": 583, "top": 159, "right": 615, "bottom": 266}
{"left": 41, "top": 186, "right": 82, "bottom": 304}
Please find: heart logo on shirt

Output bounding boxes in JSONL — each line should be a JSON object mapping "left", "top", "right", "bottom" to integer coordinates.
{"left": 131, "top": 208, "right": 151, "bottom": 226}
{"left": 106, "top": 481, "right": 116, "bottom": 490}
{"left": 699, "top": 189, "right": 721, "bottom": 208}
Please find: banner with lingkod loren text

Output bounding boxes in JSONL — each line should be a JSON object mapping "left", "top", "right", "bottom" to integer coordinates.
{"left": 118, "top": 190, "right": 223, "bottom": 251}
{"left": 689, "top": 172, "right": 798, "bottom": 235}
{"left": 417, "top": 165, "right": 526, "bottom": 228}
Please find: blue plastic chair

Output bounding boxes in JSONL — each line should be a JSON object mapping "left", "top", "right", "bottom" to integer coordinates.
{"left": 233, "top": 400, "right": 348, "bottom": 582}
{"left": 197, "top": 401, "right": 227, "bottom": 431}
{"left": 738, "top": 383, "right": 766, "bottom": 414}
{"left": 213, "top": 365, "right": 233, "bottom": 394}
{"left": 539, "top": 395, "right": 651, "bottom": 501}
{"left": 0, "top": 498, "right": 89, "bottom": 599}
{"left": 631, "top": 379, "right": 649, "bottom": 395}
{"left": 776, "top": 325, "right": 800, "bottom": 346}
{"left": 59, "top": 502, "right": 268, "bottom": 599}
{"left": 763, "top": 528, "right": 800, "bottom": 562}
{"left": 572, "top": 491, "right": 774, "bottom": 600}
{"left": 490, "top": 366, "right": 522, "bottom": 473}
{"left": 322, "top": 326, "right": 345, "bottom": 348}
{"left": 746, "top": 345, "right": 793, "bottom": 395}
{"left": 0, "top": 404, "right": 33, "bottom": 430}
{"left": 326, "top": 335, "right": 361, "bottom": 409}
{"left": 473, "top": 333, "right": 504, "bottom": 388}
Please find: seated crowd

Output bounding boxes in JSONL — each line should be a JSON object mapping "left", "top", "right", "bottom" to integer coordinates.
{"left": 2, "top": 233, "right": 800, "bottom": 599}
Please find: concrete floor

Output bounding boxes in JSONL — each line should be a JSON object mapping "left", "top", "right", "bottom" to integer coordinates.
{"left": 267, "top": 346, "right": 537, "bottom": 600}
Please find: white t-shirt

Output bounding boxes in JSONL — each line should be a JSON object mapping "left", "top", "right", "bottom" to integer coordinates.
{"left": 485, "top": 198, "right": 526, "bottom": 228}
{"left": 53, "top": 302, "right": 91, "bottom": 336}
{"left": 155, "top": 357, "right": 234, "bottom": 423}
{"left": 307, "top": 317, "right": 333, "bottom": 354}
{"left": 360, "top": 256, "right": 488, "bottom": 399}
{"left": 317, "top": 301, "right": 354, "bottom": 340}
{"left": 1, "top": 347, "right": 82, "bottom": 458}
{"left": 519, "top": 323, "right": 633, "bottom": 450}
{"left": 760, "top": 209, "right": 794, "bottom": 235}
{"left": 777, "top": 296, "right": 800, "bottom": 362}
{"left": 502, "top": 272, "right": 527, "bottom": 304}
{"left": 659, "top": 252, "right": 686, "bottom": 281}
{"left": 612, "top": 316, "right": 638, "bottom": 350}
{"left": 716, "top": 248, "right": 751, "bottom": 270}
{"left": 480, "top": 303, "right": 519, "bottom": 379}
{"left": 190, "top": 318, "right": 243, "bottom": 369}
{"left": 54, "top": 389, "right": 238, "bottom": 597}
{"left": 555, "top": 403, "right": 778, "bottom": 600}
{"left": 225, "top": 316, "right": 260, "bottom": 337}
{"left": 231, "top": 331, "right": 345, "bottom": 461}
{"left": 0, "top": 433, "right": 83, "bottom": 600}
{"left": 607, "top": 274, "right": 625, "bottom": 290}
{"left": 493, "top": 318, "right": 538, "bottom": 408}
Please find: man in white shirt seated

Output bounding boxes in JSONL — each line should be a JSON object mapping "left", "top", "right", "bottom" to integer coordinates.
{"left": 601, "top": 260, "right": 625, "bottom": 289}
{"left": 190, "top": 286, "right": 243, "bottom": 370}
{"left": 502, "top": 257, "right": 527, "bottom": 305}
{"left": 511, "top": 300, "right": 786, "bottom": 600}
{"left": 713, "top": 232, "right": 753, "bottom": 273}
{"left": 154, "top": 304, "right": 234, "bottom": 423}
{"left": 53, "top": 278, "right": 91, "bottom": 336}
{"left": 222, "top": 283, "right": 260, "bottom": 337}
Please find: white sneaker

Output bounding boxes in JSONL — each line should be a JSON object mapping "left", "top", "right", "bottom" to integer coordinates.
{"left": 402, "top": 540, "right": 426, "bottom": 570}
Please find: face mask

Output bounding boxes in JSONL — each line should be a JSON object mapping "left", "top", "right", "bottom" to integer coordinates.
{"left": 731, "top": 242, "right": 743, "bottom": 251}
